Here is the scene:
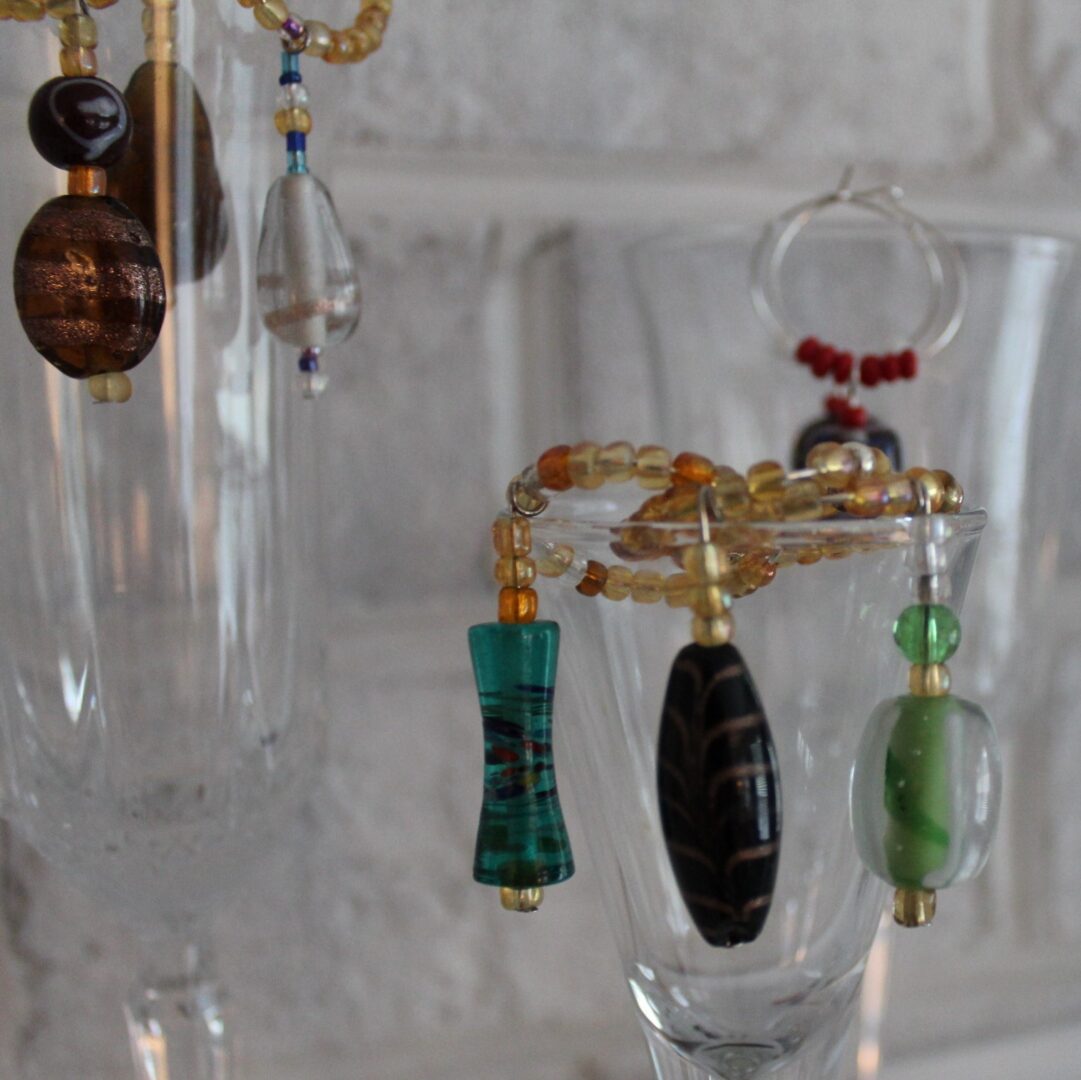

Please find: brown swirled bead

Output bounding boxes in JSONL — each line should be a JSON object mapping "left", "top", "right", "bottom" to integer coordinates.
{"left": 14, "top": 195, "right": 165, "bottom": 378}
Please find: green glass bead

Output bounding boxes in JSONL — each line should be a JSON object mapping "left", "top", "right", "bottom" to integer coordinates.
{"left": 892, "top": 603, "right": 961, "bottom": 664}
{"left": 467, "top": 620, "right": 574, "bottom": 890}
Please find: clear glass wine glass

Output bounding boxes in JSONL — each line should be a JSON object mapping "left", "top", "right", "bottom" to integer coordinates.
{"left": 0, "top": 3, "right": 322, "bottom": 1076}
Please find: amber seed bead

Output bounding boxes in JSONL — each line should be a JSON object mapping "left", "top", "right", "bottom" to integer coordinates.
{"left": 746, "top": 460, "right": 787, "bottom": 501}
{"left": 274, "top": 107, "right": 312, "bottom": 135}
{"left": 253, "top": 0, "right": 287, "bottom": 29}
{"left": 537, "top": 445, "right": 574, "bottom": 492}
{"left": 635, "top": 445, "right": 672, "bottom": 490}
{"left": 305, "top": 19, "right": 333, "bottom": 55}
{"left": 598, "top": 440, "right": 636, "bottom": 483}
{"left": 693, "top": 612, "right": 733, "bottom": 648}
{"left": 682, "top": 542, "right": 725, "bottom": 583}
{"left": 536, "top": 543, "right": 574, "bottom": 577}
{"left": 44, "top": 0, "right": 78, "bottom": 15}
{"left": 494, "top": 556, "right": 537, "bottom": 589}
{"left": 498, "top": 587, "right": 538, "bottom": 625}
{"left": 492, "top": 516, "right": 531, "bottom": 557}
{"left": 576, "top": 560, "right": 608, "bottom": 598}
{"left": 781, "top": 478, "right": 822, "bottom": 521}
{"left": 846, "top": 477, "right": 917, "bottom": 518}
{"left": 602, "top": 565, "right": 633, "bottom": 601}
{"left": 630, "top": 570, "right": 664, "bottom": 603}
{"left": 710, "top": 466, "right": 751, "bottom": 517}
{"left": 672, "top": 451, "right": 714, "bottom": 487}
{"left": 10, "top": 0, "right": 45, "bottom": 20}
{"left": 84, "top": 0, "right": 118, "bottom": 7}
{"left": 59, "top": 46, "right": 98, "bottom": 77}
{"left": 664, "top": 572, "right": 692, "bottom": 608}
{"left": 568, "top": 441, "right": 605, "bottom": 490}
{"left": 909, "top": 663, "right": 951, "bottom": 697}
{"left": 59, "top": 11, "right": 96, "bottom": 45}
{"left": 691, "top": 583, "right": 730, "bottom": 618}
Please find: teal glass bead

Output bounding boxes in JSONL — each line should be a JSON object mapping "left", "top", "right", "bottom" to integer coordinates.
{"left": 468, "top": 621, "right": 574, "bottom": 890}
{"left": 892, "top": 603, "right": 961, "bottom": 664}
{"left": 850, "top": 694, "right": 1002, "bottom": 890}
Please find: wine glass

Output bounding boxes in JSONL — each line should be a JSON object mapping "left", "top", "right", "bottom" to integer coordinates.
{"left": 0, "top": 3, "right": 322, "bottom": 1076}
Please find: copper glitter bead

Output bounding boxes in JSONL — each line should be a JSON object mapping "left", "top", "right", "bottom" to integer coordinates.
{"left": 14, "top": 195, "right": 166, "bottom": 377}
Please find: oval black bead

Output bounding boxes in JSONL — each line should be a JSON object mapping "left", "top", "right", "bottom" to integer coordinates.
{"left": 28, "top": 76, "right": 132, "bottom": 169}
{"left": 657, "top": 642, "right": 781, "bottom": 948}
{"left": 792, "top": 413, "right": 903, "bottom": 470}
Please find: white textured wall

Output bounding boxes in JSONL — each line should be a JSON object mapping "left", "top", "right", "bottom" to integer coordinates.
{"left": 3, "top": 3, "right": 1081, "bottom": 1078}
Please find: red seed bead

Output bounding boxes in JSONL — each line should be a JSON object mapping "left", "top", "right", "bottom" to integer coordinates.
{"left": 811, "top": 347, "right": 836, "bottom": 379}
{"left": 880, "top": 353, "right": 900, "bottom": 382}
{"left": 899, "top": 349, "right": 918, "bottom": 379}
{"left": 859, "top": 355, "right": 881, "bottom": 387}
{"left": 796, "top": 336, "right": 820, "bottom": 363}
{"left": 844, "top": 404, "right": 868, "bottom": 428}
{"left": 537, "top": 445, "right": 573, "bottom": 491}
{"left": 832, "top": 352, "right": 854, "bottom": 383}
{"left": 825, "top": 394, "right": 847, "bottom": 420}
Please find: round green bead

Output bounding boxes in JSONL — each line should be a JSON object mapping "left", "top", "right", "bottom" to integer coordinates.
{"left": 893, "top": 604, "right": 961, "bottom": 664}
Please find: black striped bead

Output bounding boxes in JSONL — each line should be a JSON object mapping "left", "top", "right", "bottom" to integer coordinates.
{"left": 656, "top": 642, "right": 781, "bottom": 947}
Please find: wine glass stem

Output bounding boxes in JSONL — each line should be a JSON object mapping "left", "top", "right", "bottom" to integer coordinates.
{"left": 124, "top": 932, "right": 230, "bottom": 1080}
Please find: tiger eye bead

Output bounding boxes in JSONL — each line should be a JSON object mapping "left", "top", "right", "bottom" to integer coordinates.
{"left": 672, "top": 451, "right": 714, "bottom": 487}
{"left": 598, "top": 440, "right": 636, "bottom": 483}
{"left": 568, "top": 441, "right": 605, "bottom": 490}
{"left": 498, "top": 586, "right": 538, "bottom": 624}
{"left": 602, "top": 565, "right": 633, "bottom": 601}
{"left": 494, "top": 556, "right": 536, "bottom": 588}
{"left": 747, "top": 460, "right": 786, "bottom": 501}
{"left": 630, "top": 570, "right": 664, "bottom": 603}
{"left": 28, "top": 76, "right": 130, "bottom": 167}
{"left": 492, "top": 516, "right": 531, "bottom": 557}
{"left": 537, "top": 445, "right": 573, "bottom": 492}
{"left": 576, "top": 560, "right": 608, "bottom": 598}
{"left": 536, "top": 544, "right": 574, "bottom": 578}
{"left": 636, "top": 445, "right": 672, "bottom": 490}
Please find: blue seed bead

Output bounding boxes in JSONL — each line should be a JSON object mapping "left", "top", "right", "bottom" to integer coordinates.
{"left": 279, "top": 70, "right": 302, "bottom": 85}
{"left": 298, "top": 347, "right": 320, "bottom": 373}
{"left": 280, "top": 51, "right": 301, "bottom": 79}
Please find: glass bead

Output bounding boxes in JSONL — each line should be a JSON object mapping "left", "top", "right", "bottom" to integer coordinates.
{"left": 846, "top": 477, "right": 917, "bottom": 517}
{"left": 796, "top": 546, "right": 823, "bottom": 565}
{"left": 630, "top": 570, "right": 664, "bottom": 603}
{"left": 690, "top": 583, "right": 729, "bottom": 618}
{"left": 468, "top": 621, "right": 574, "bottom": 889}
{"left": 682, "top": 542, "right": 725, "bottom": 583}
{"left": 710, "top": 466, "right": 751, "bottom": 518}
{"left": 934, "top": 470, "right": 964, "bottom": 512}
{"left": 869, "top": 446, "right": 893, "bottom": 475}
{"left": 296, "top": 370, "right": 328, "bottom": 398}
{"left": 277, "top": 83, "right": 310, "bottom": 110}
{"left": 14, "top": 196, "right": 165, "bottom": 378}
{"left": 253, "top": 0, "right": 287, "bottom": 29}
{"left": 672, "top": 451, "right": 714, "bottom": 486}
{"left": 746, "top": 460, "right": 786, "bottom": 501}
{"left": 85, "top": 0, "right": 118, "bottom": 6}
{"left": 568, "top": 441, "right": 604, "bottom": 490}
{"left": 909, "top": 663, "right": 951, "bottom": 697}
{"left": 256, "top": 172, "right": 360, "bottom": 348}
{"left": 494, "top": 556, "right": 536, "bottom": 588}
{"left": 598, "top": 440, "right": 636, "bottom": 483}
{"left": 780, "top": 478, "right": 822, "bottom": 521}
{"left": 851, "top": 694, "right": 1001, "bottom": 890}
{"left": 67, "top": 164, "right": 105, "bottom": 195}
{"left": 497, "top": 586, "right": 537, "bottom": 624}
{"left": 536, "top": 543, "right": 574, "bottom": 578}
{"left": 9, "top": 0, "right": 44, "bottom": 20}
{"left": 635, "top": 444, "right": 672, "bottom": 490}
{"left": 325, "top": 31, "right": 352, "bottom": 63}
{"left": 576, "top": 560, "right": 608, "bottom": 598}
{"left": 736, "top": 552, "right": 776, "bottom": 591}
{"left": 274, "top": 106, "right": 312, "bottom": 135}
{"left": 59, "top": 45, "right": 96, "bottom": 75}
{"left": 87, "top": 371, "right": 132, "bottom": 403}
{"left": 893, "top": 604, "right": 961, "bottom": 664}
{"left": 602, "top": 565, "right": 632, "bottom": 601}
{"left": 45, "top": 0, "right": 79, "bottom": 16}
{"left": 28, "top": 76, "right": 129, "bottom": 167}
{"left": 491, "top": 516, "right": 531, "bottom": 557}
{"left": 691, "top": 612, "right": 733, "bottom": 647}
{"left": 59, "top": 11, "right": 96, "bottom": 45}
{"left": 304, "top": 18, "right": 333, "bottom": 55}
{"left": 141, "top": 7, "right": 177, "bottom": 38}
{"left": 537, "top": 445, "right": 573, "bottom": 492}
{"left": 664, "top": 572, "right": 692, "bottom": 608}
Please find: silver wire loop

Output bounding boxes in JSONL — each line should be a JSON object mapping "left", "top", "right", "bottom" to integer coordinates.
{"left": 750, "top": 166, "right": 967, "bottom": 361}
{"left": 698, "top": 483, "right": 723, "bottom": 543}
{"left": 506, "top": 477, "right": 548, "bottom": 518}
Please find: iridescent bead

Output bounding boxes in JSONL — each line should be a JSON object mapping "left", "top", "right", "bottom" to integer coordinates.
{"left": 537, "top": 445, "right": 573, "bottom": 492}
{"left": 492, "top": 516, "right": 531, "bottom": 557}
{"left": 746, "top": 460, "right": 786, "bottom": 501}
{"left": 536, "top": 543, "right": 574, "bottom": 577}
{"left": 598, "top": 440, "right": 636, "bottom": 483}
{"left": 494, "top": 556, "right": 536, "bottom": 588}
{"left": 672, "top": 451, "right": 714, "bottom": 487}
{"left": 636, "top": 445, "right": 672, "bottom": 490}
{"left": 576, "top": 560, "right": 608, "bottom": 598}
{"left": 568, "top": 441, "right": 604, "bottom": 490}
{"left": 845, "top": 477, "right": 917, "bottom": 517}
{"left": 905, "top": 467, "right": 945, "bottom": 512}
{"left": 256, "top": 173, "right": 360, "bottom": 348}
{"left": 893, "top": 604, "right": 961, "bottom": 664}
{"left": 28, "top": 76, "right": 130, "bottom": 167}
{"left": 710, "top": 466, "right": 751, "bottom": 518}
{"left": 631, "top": 570, "right": 664, "bottom": 603}
{"left": 602, "top": 565, "right": 633, "bottom": 601}
{"left": 498, "top": 586, "right": 538, "bottom": 624}
{"left": 809, "top": 442, "right": 860, "bottom": 491}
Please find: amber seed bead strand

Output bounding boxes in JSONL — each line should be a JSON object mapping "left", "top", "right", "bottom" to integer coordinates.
{"left": 236, "top": 0, "right": 391, "bottom": 65}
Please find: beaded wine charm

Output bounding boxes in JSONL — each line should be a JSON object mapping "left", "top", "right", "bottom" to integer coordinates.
{"left": 13, "top": 9, "right": 166, "bottom": 404}
{"left": 850, "top": 480, "right": 1001, "bottom": 927}
{"left": 467, "top": 514, "right": 574, "bottom": 913}
{"left": 256, "top": 42, "right": 360, "bottom": 398}
{"left": 751, "top": 167, "right": 966, "bottom": 471}
{"left": 656, "top": 489, "right": 781, "bottom": 947}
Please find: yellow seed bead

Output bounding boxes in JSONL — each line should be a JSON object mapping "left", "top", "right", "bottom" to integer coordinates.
{"left": 630, "top": 570, "right": 664, "bottom": 603}
{"left": 274, "top": 106, "right": 312, "bottom": 135}
{"left": 59, "top": 11, "right": 96, "bottom": 45}
{"left": 59, "top": 45, "right": 96, "bottom": 75}
{"left": 664, "top": 572, "right": 692, "bottom": 608}
{"left": 44, "top": 0, "right": 77, "bottom": 16}
{"left": 635, "top": 445, "right": 672, "bottom": 490}
{"left": 796, "top": 546, "right": 823, "bottom": 565}
{"left": 491, "top": 516, "right": 531, "bottom": 557}
{"left": 691, "top": 583, "right": 730, "bottom": 618}
{"left": 746, "top": 460, "right": 786, "bottom": 501}
{"left": 693, "top": 612, "right": 733, "bottom": 647}
{"left": 143, "top": 0, "right": 178, "bottom": 7}
{"left": 362, "top": 0, "right": 393, "bottom": 14}
{"left": 603, "top": 565, "right": 633, "bottom": 601}
{"left": 87, "top": 372, "right": 133, "bottom": 404}
{"left": 536, "top": 544, "right": 574, "bottom": 578}
{"left": 568, "top": 441, "right": 605, "bottom": 490}
{"left": 909, "top": 663, "right": 951, "bottom": 697}
{"left": 934, "top": 470, "right": 964, "bottom": 512}
{"left": 500, "top": 886, "right": 543, "bottom": 912}
{"left": 596, "top": 440, "right": 636, "bottom": 483}
{"left": 498, "top": 587, "right": 537, "bottom": 625}
{"left": 303, "top": 18, "right": 332, "bottom": 55}
{"left": 253, "top": 0, "right": 288, "bottom": 29}
{"left": 236, "top": 0, "right": 257, "bottom": 6}
{"left": 493, "top": 556, "right": 536, "bottom": 588}
{"left": 10, "top": 0, "right": 44, "bottom": 20}
{"left": 682, "top": 542, "right": 725, "bottom": 583}
{"left": 710, "top": 466, "right": 751, "bottom": 518}
{"left": 780, "top": 478, "right": 822, "bottom": 521}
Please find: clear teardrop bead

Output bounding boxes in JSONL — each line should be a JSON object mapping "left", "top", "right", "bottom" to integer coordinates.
{"left": 256, "top": 172, "right": 360, "bottom": 349}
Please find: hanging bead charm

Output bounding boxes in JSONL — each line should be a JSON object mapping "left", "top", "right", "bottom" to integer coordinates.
{"left": 656, "top": 490, "right": 782, "bottom": 947}
{"left": 850, "top": 501, "right": 1002, "bottom": 927}
{"left": 256, "top": 45, "right": 360, "bottom": 397}
{"left": 467, "top": 514, "right": 574, "bottom": 912}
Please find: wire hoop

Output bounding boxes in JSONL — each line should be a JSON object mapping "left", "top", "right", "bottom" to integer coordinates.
{"left": 750, "top": 166, "right": 967, "bottom": 360}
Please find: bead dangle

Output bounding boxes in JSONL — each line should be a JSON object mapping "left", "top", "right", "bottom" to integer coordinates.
{"left": 751, "top": 166, "right": 966, "bottom": 470}
{"left": 11, "top": 0, "right": 166, "bottom": 404}
{"left": 467, "top": 513, "right": 574, "bottom": 913}
{"left": 850, "top": 483, "right": 1001, "bottom": 927}
{"left": 656, "top": 487, "right": 781, "bottom": 947}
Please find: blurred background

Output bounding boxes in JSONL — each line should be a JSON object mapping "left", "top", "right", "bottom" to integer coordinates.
{"left": 2, "top": 2, "right": 1081, "bottom": 1077}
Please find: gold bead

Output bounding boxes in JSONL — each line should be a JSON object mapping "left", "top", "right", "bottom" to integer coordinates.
{"left": 664, "top": 572, "right": 692, "bottom": 608}
{"left": 500, "top": 886, "right": 543, "bottom": 912}
{"left": 909, "top": 663, "right": 951, "bottom": 697}
{"left": 536, "top": 543, "right": 574, "bottom": 578}
{"left": 304, "top": 18, "right": 333, "bottom": 55}
{"left": 87, "top": 372, "right": 133, "bottom": 404}
{"left": 635, "top": 445, "right": 672, "bottom": 490}
{"left": 597, "top": 440, "right": 636, "bottom": 483}
{"left": 253, "top": 0, "right": 288, "bottom": 29}
{"left": 602, "top": 564, "right": 633, "bottom": 601}
{"left": 493, "top": 556, "right": 536, "bottom": 588}
{"left": 692, "top": 612, "right": 733, "bottom": 647}
{"left": 690, "top": 583, "right": 729, "bottom": 618}
{"left": 568, "top": 441, "right": 604, "bottom": 490}
{"left": 630, "top": 570, "right": 664, "bottom": 603}
{"left": 59, "top": 44, "right": 96, "bottom": 75}
{"left": 492, "top": 516, "right": 531, "bottom": 557}
{"left": 893, "top": 887, "right": 936, "bottom": 928}
{"left": 274, "top": 106, "right": 312, "bottom": 135}
{"left": 682, "top": 542, "right": 725, "bottom": 583}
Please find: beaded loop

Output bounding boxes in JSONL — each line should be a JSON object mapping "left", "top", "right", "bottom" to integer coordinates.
{"left": 238, "top": 0, "right": 392, "bottom": 64}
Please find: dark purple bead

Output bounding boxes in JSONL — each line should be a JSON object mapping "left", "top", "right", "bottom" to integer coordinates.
{"left": 792, "top": 414, "right": 903, "bottom": 470}
{"left": 28, "top": 76, "right": 132, "bottom": 169}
